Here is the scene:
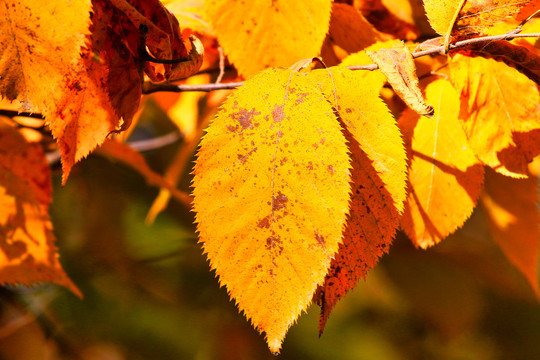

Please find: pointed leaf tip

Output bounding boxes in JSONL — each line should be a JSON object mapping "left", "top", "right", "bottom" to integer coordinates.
{"left": 193, "top": 68, "right": 351, "bottom": 351}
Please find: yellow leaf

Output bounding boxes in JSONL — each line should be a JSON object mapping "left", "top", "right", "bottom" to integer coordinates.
{"left": 424, "top": 0, "right": 537, "bottom": 37}
{"left": 192, "top": 68, "right": 351, "bottom": 353}
{"left": 481, "top": 166, "right": 540, "bottom": 297}
{"left": 162, "top": 0, "right": 215, "bottom": 36}
{"left": 367, "top": 41, "right": 434, "bottom": 116}
{"left": 399, "top": 79, "right": 484, "bottom": 248}
{"left": 309, "top": 67, "right": 407, "bottom": 333}
{"left": 0, "top": 127, "right": 79, "bottom": 296}
{"left": 450, "top": 55, "right": 540, "bottom": 178}
{"left": 204, "top": 0, "right": 332, "bottom": 77}
{"left": 0, "top": 0, "right": 90, "bottom": 110}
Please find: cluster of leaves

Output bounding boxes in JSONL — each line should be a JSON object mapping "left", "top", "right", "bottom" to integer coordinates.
{"left": 1, "top": 0, "right": 540, "bottom": 354}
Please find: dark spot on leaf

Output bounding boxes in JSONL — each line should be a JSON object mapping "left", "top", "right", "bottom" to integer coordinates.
{"left": 272, "top": 191, "right": 289, "bottom": 211}
{"left": 307, "top": 161, "right": 314, "bottom": 170}
{"left": 272, "top": 104, "right": 285, "bottom": 123}
{"left": 296, "top": 92, "right": 309, "bottom": 104}
{"left": 328, "top": 165, "right": 335, "bottom": 174}
{"left": 345, "top": 108, "right": 353, "bottom": 113}
{"left": 266, "top": 235, "right": 282, "bottom": 250}
{"left": 257, "top": 216, "right": 271, "bottom": 228}
{"left": 231, "top": 108, "right": 260, "bottom": 130}
{"left": 315, "top": 232, "right": 325, "bottom": 246}
{"left": 237, "top": 147, "right": 257, "bottom": 164}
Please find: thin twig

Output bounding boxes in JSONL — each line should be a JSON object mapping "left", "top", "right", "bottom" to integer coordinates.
{"left": 142, "top": 81, "right": 244, "bottom": 94}
{"left": 216, "top": 46, "right": 225, "bottom": 84}
{"left": 143, "top": 32, "right": 540, "bottom": 92}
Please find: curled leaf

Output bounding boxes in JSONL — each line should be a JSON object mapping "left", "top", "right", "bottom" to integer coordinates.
{"left": 367, "top": 41, "right": 434, "bottom": 116}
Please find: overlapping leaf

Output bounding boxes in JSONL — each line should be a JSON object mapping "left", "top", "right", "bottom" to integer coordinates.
{"left": 424, "top": 0, "right": 538, "bottom": 38}
{"left": 309, "top": 68, "right": 407, "bottom": 333}
{"left": 0, "top": 127, "right": 79, "bottom": 295}
{"left": 0, "top": 0, "right": 89, "bottom": 110}
{"left": 399, "top": 79, "right": 484, "bottom": 248}
{"left": 204, "top": 0, "right": 332, "bottom": 77}
{"left": 481, "top": 166, "right": 540, "bottom": 297}
{"left": 450, "top": 55, "right": 540, "bottom": 178}
{"left": 192, "top": 68, "right": 351, "bottom": 353}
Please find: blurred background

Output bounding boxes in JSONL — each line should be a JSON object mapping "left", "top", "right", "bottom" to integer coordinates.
{"left": 0, "top": 95, "right": 539, "bottom": 360}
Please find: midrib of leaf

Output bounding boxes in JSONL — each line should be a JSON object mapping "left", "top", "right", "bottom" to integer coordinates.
{"left": 493, "top": 75, "right": 515, "bottom": 132}
{"left": 2, "top": 2, "right": 29, "bottom": 104}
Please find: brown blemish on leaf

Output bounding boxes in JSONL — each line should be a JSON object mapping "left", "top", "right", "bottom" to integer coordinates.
{"left": 307, "top": 161, "right": 314, "bottom": 170}
{"left": 315, "top": 232, "right": 325, "bottom": 246}
{"left": 345, "top": 108, "right": 353, "bottom": 113}
{"left": 272, "top": 104, "right": 285, "bottom": 123}
{"left": 272, "top": 191, "right": 289, "bottom": 211}
{"left": 328, "top": 165, "right": 335, "bottom": 174}
{"left": 266, "top": 235, "right": 283, "bottom": 250}
{"left": 231, "top": 108, "right": 261, "bottom": 130}
{"left": 237, "top": 147, "right": 258, "bottom": 164}
{"left": 257, "top": 216, "right": 271, "bottom": 228}
{"left": 296, "top": 92, "right": 309, "bottom": 104}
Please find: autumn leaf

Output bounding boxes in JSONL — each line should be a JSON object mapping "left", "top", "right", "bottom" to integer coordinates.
{"left": 456, "top": 39, "right": 540, "bottom": 86}
{"left": 204, "top": 0, "right": 332, "bottom": 77}
{"left": 424, "top": 0, "right": 537, "bottom": 38}
{"left": 192, "top": 68, "right": 351, "bottom": 353}
{"left": 399, "top": 79, "right": 484, "bottom": 248}
{"left": 367, "top": 41, "right": 434, "bottom": 116}
{"left": 0, "top": 127, "right": 79, "bottom": 296}
{"left": 481, "top": 166, "right": 540, "bottom": 297}
{"left": 449, "top": 54, "right": 540, "bottom": 178}
{"left": 353, "top": 0, "right": 420, "bottom": 40}
{"left": 0, "top": 0, "right": 89, "bottom": 110}
{"left": 162, "top": 0, "right": 214, "bottom": 36}
{"left": 321, "top": 2, "right": 382, "bottom": 64}
{"left": 308, "top": 67, "right": 407, "bottom": 334}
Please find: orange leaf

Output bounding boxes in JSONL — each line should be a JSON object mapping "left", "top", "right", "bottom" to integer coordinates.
{"left": 192, "top": 68, "right": 351, "bottom": 353}
{"left": 353, "top": 0, "right": 419, "bottom": 40}
{"left": 454, "top": 40, "right": 540, "bottom": 86}
{"left": 0, "top": 127, "right": 79, "bottom": 296}
{"left": 309, "top": 67, "right": 407, "bottom": 334}
{"left": 481, "top": 166, "right": 540, "bottom": 297}
{"left": 204, "top": 0, "right": 332, "bottom": 77}
{"left": 399, "top": 79, "right": 484, "bottom": 248}
{"left": 424, "top": 0, "right": 537, "bottom": 38}
{"left": 0, "top": 0, "right": 90, "bottom": 109}
{"left": 324, "top": 3, "right": 382, "bottom": 57}
{"left": 450, "top": 54, "right": 540, "bottom": 178}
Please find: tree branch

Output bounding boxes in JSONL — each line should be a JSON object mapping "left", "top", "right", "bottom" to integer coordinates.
{"left": 142, "top": 32, "right": 540, "bottom": 93}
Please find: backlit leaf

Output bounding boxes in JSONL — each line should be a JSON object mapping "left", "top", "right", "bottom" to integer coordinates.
{"left": 204, "top": 0, "right": 332, "bottom": 77}
{"left": 450, "top": 54, "right": 540, "bottom": 178}
{"left": 192, "top": 68, "right": 351, "bottom": 353}
{"left": 0, "top": 0, "right": 89, "bottom": 110}
{"left": 0, "top": 127, "right": 79, "bottom": 296}
{"left": 309, "top": 68, "right": 407, "bottom": 334}
{"left": 481, "top": 166, "right": 540, "bottom": 297}
{"left": 424, "top": 0, "right": 537, "bottom": 37}
{"left": 399, "top": 79, "right": 484, "bottom": 248}
{"left": 325, "top": 3, "right": 382, "bottom": 56}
